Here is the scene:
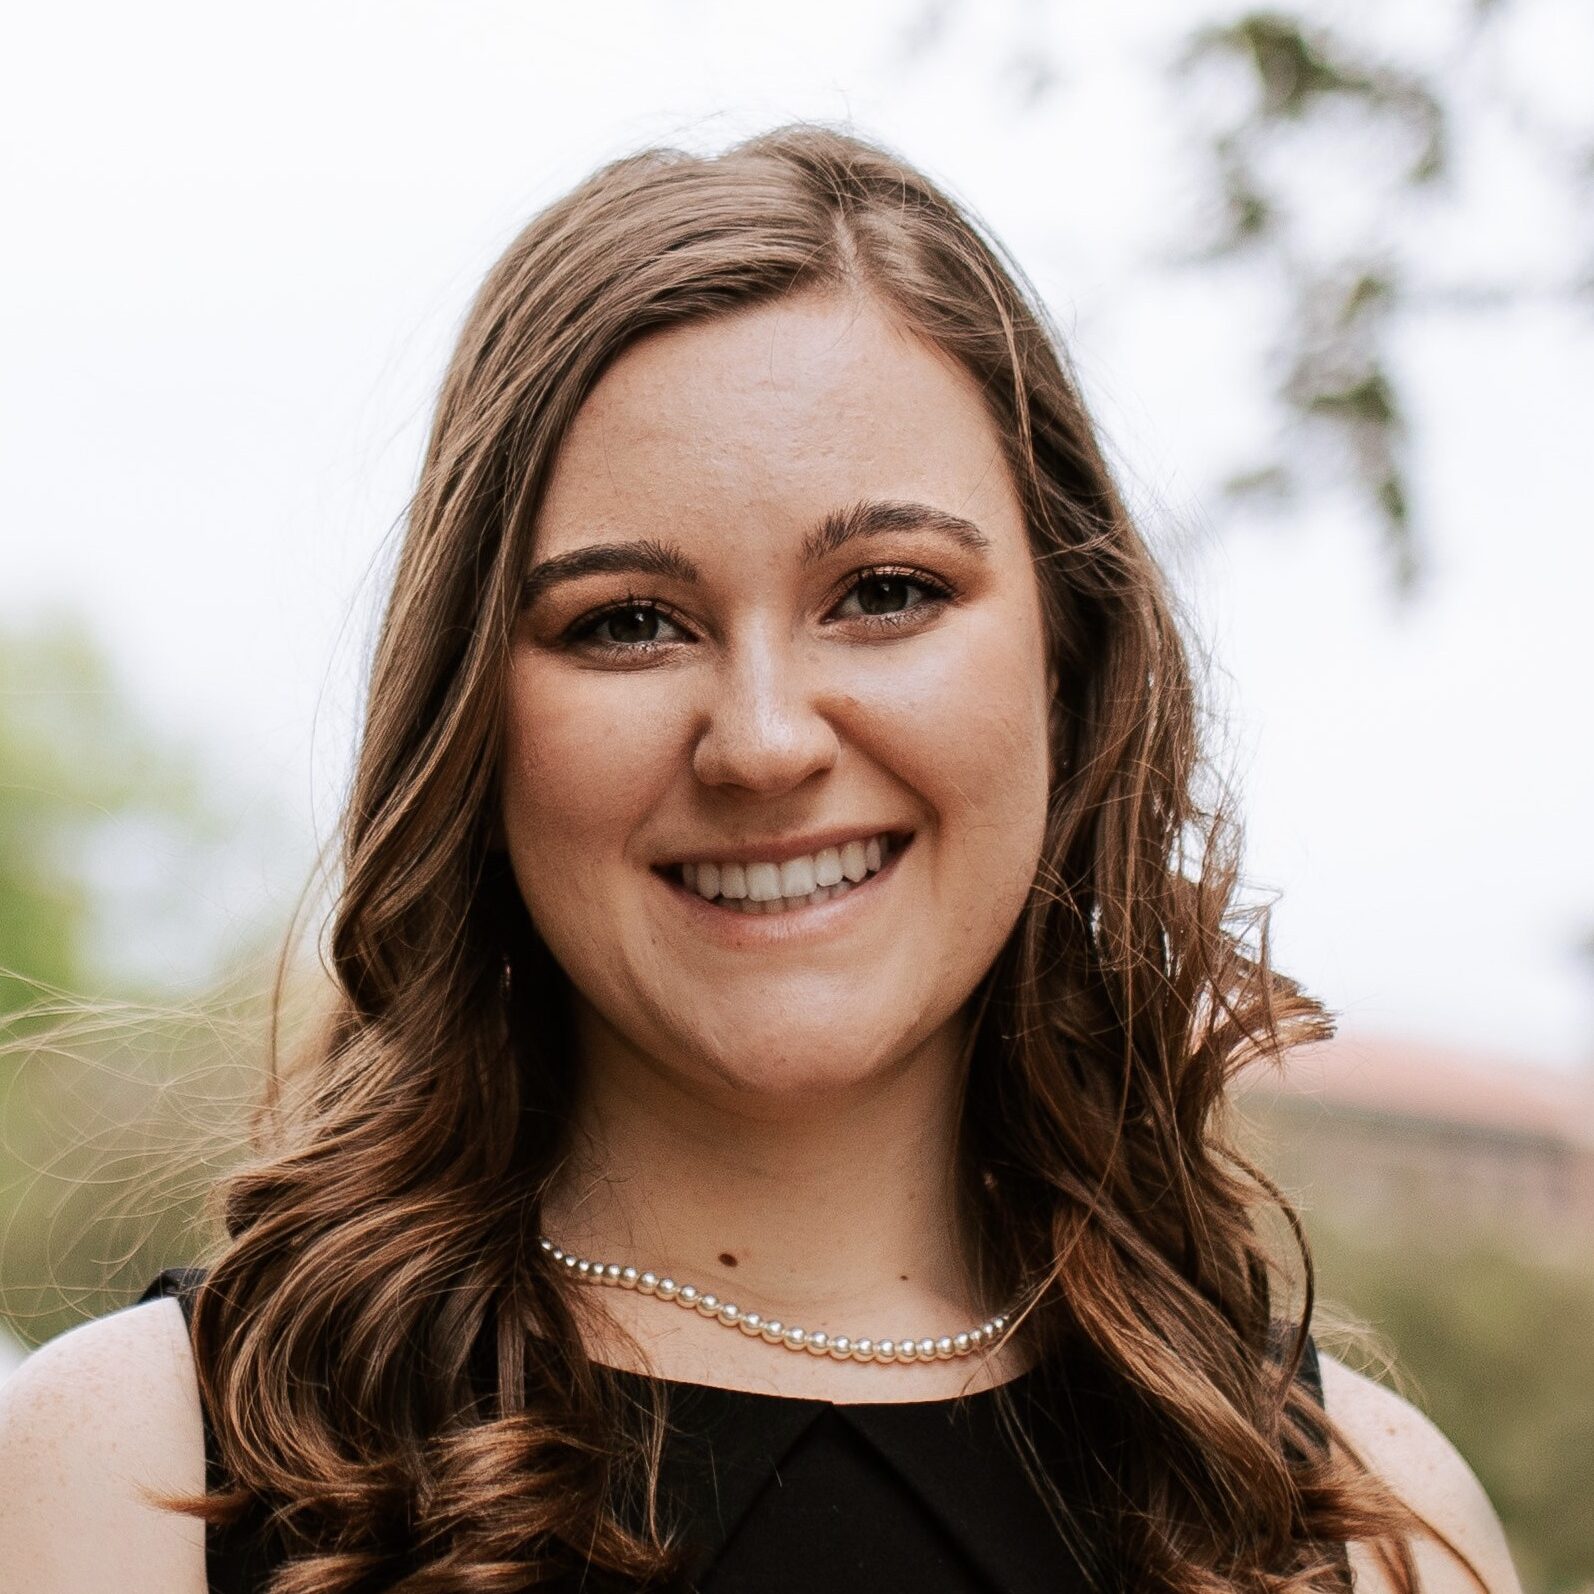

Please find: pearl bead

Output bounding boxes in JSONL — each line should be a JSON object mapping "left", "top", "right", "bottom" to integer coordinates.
{"left": 537, "top": 1235, "right": 1017, "bottom": 1375}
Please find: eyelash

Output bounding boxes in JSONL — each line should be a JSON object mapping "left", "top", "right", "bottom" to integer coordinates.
{"left": 561, "top": 566, "right": 956, "bottom": 660}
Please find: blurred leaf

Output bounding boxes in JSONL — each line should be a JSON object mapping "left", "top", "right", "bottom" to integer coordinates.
{"left": 1222, "top": 464, "right": 1295, "bottom": 503}
{"left": 0, "top": 990, "right": 271, "bottom": 1348}
{"left": 1186, "top": 11, "right": 1446, "bottom": 183}
{"left": 924, "top": 1, "right": 1590, "bottom": 597}
{"left": 0, "top": 611, "right": 298, "bottom": 1349}
{"left": 0, "top": 615, "right": 205, "bottom": 1016}
{"left": 1307, "top": 1215, "right": 1594, "bottom": 1594}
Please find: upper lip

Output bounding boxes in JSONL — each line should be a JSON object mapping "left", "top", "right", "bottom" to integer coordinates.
{"left": 655, "top": 825, "right": 915, "bottom": 870}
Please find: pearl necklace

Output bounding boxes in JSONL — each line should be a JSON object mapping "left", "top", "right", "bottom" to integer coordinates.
{"left": 538, "top": 1234, "right": 1014, "bottom": 1364}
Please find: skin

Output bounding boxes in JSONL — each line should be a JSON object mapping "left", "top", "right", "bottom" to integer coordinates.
{"left": 0, "top": 289, "right": 1523, "bottom": 1594}
{"left": 503, "top": 287, "right": 1054, "bottom": 1398}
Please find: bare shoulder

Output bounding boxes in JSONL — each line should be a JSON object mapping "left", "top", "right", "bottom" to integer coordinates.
{"left": 0, "top": 1297, "right": 208, "bottom": 1594}
{"left": 1318, "top": 1350, "right": 1524, "bottom": 1594}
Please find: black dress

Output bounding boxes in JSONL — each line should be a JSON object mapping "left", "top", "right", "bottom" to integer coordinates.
{"left": 138, "top": 1267, "right": 1349, "bottom": 1593}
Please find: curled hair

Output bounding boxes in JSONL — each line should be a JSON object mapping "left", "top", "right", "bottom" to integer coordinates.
{"left": 159, "top": 124, "right": 1474, "bottom": 1592}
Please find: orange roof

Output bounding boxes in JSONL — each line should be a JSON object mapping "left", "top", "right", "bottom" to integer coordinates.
{"left": 1237, "top": 1032, "right": 1594, "bottom": 1146}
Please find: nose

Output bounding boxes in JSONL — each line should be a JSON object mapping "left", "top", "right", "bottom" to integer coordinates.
{"left": 690, "top": 630, "right": 840, "bottom": 795}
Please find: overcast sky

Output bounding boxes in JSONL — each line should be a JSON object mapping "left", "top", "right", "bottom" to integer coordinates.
{"left": 4, "top": 0, "right": 1591, "bottom": 1071}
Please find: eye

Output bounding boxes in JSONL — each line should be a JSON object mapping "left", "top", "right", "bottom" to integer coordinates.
{"left": 831, "top": 567, "right": 954, "bottom": 625}
{"left": 565, "top": 600, "right": 689, "bottom": 655}
{"left": 559, "top": 566, "right": 956, "bottom": 661}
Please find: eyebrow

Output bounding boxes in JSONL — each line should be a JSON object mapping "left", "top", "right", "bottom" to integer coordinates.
{"left": 519, "top": 498, "right": 993, "bottom": 607}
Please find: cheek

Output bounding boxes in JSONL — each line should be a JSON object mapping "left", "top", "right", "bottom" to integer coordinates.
{"left": 875, "top": 608, "right": 1052, "bottom": 944}
{"left": 499, "top": 658, "right": 679, "bottom": 867}
{"left": 889, "top": 610, "right": 1050, "bottom": 825}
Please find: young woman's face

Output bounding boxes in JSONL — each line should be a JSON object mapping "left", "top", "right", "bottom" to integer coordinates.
{"left": 501, "top": 289, "right": 1054, "bottom": 1104}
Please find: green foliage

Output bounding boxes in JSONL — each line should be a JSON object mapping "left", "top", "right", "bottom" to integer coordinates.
{"left": 1307, "top": 1213, "right": 1594, "bottom": 1594}
{"left": 905, "top": 0, "right": 1593, "bottom": 592}
{"left": 1188, "top": 12, "right": 1446, "bottom": 180}
{"left": 0, "top": 614, "right": 269, "bottom": 1346}
{"left": 0, "top": 614, "right": 207, "bottom": 1018}
{"left": 0, "top": 1002, "right": 260, "bottom": 1349}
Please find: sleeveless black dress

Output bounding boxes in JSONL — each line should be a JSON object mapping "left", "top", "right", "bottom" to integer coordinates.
{"left": 138, "top": 1267, "right": 1350, "bottom": 1593}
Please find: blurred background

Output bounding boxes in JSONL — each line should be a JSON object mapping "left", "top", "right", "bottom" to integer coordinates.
{"left": 2, "top": 2, "right": 1590, "bottom": 1587}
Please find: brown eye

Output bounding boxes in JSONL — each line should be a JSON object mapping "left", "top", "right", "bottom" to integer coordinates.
{"left": 856, "top": 576, "right": 915, "bottom": 615}
{"left": 833, "top": 568, "right": 953, "bottom": 623}
{"left": 566, "top": 600, "right": 689, "bottom": 654}
{"left": 598, "top": 606, "right": 665, "bottom": 644}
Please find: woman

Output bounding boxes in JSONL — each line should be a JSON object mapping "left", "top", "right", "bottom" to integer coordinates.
{"left": 0, "top": 125, "right": 1522, "bottom": 1593}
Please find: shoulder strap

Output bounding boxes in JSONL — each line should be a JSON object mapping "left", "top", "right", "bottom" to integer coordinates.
{"left": 1288, "top": 1325, "right": 1354, "bottom": 1593}
{"left": 137, "top": 1265, "right": 208, "bottom": 1331}
{"left": 1297, "top": 1328, "right": 1326, "bottom": 1406}
{"left": 137, "top": 1267, "right": 214, "bottom": 1483}
{"left": 137, "top": 1266, "right": 286, "bottom": 1594}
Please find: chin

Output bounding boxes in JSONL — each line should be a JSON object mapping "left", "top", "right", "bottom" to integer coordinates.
{"left": 683, "top": 1024, "right": 928, "bottom": 1103}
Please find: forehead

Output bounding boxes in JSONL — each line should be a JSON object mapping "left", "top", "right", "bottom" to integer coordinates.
{"left": 532, "top": 289, "right": 1022, "bottom": 555}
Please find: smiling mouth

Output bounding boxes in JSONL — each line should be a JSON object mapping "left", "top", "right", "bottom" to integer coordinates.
{"left": 658, "top": 830, "right": 914, "bottom": 916}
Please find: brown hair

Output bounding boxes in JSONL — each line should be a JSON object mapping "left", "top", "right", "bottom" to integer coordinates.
{"left": 161, "top": 123, "right": 1477, "bottom": 1592}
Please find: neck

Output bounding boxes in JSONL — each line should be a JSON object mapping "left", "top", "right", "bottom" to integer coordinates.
{"left": 540, "top": 1005, "right": 986, "bottom": 1330}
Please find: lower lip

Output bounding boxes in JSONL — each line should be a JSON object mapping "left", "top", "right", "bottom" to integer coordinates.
{"left": 653, "top": 834, "right": 915, "bottom": 946}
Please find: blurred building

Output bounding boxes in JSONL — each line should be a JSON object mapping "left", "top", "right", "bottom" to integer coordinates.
{"left": 1238, "top": 1034, "right": 1594, "bottom": 1256}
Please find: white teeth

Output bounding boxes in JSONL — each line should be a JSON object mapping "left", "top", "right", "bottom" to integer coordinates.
{"left": 814, "top": 846, "right": 844, "bottom": 888}
{"left": 779, "top": 856, "right": 817, "bottom": 897}
{"left": 672, "top": 831, "right": 906, "bottom": 913}
{"left": 744, "top": 862, "right": 782, "bottom": 902}
{"left": 723, "top": 878, "right": 859, "bottom": 913}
